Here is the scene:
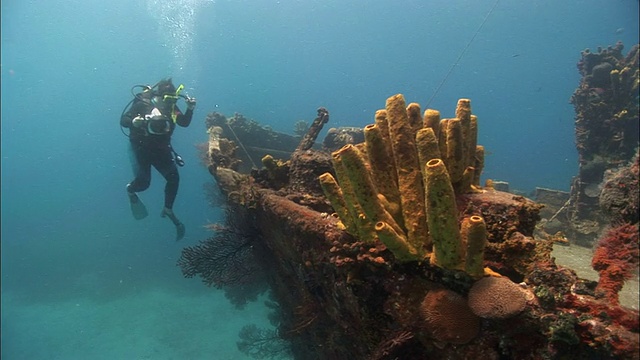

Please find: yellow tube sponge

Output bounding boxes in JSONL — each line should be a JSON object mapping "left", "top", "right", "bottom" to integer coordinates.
{"left": 319, "top": 172, "right": 357, "bottom": 235}
{"left": 406, "top": 102, "right": 423, "bottom": 135}
{"left": 364, "top": 124, "right": 401, "bottom": 211}
{"left": 337, "top": 144, "right": 404, "bottom": 237}
{"left": 455, "top": 99, "right": 472, "bottom": 169}
{"left": 468, "top": 115, "right": 478, "bottom": 169}
{"left": 473, "top": 145, "right": 485, "bottom": 186}
{"left": 437, "top": 119, "right": 449, "bottom": 166}
{"left": 455, "top": 99, "right": 471, "bottom": 120}
{"left": 374, "top": 110, "right": 399, "bottom": 191}
{"left": 386, "top": 94, "right": 428, "bottom": 249}
{"left": 415, "top": 127, "right": 441, "bottom": 180}
{"left": 262, "top": 154, "right": 277, "bottom": 171}
{"left": 331, "top": 150, "right": 374, "bottom": 240}
{"left": 377, "top": 194, "right": 401, "bottom": 224}
{"left": 461, "top": 215, "right": 487, "bottom": 279}
{"left": 424, "top": 158, "right": 464, "bottom": 270}
{"left": 261, "top": 154, "right": 289, "bottom": 186}
{"left": 445, "top": 118, "right": 464, "bottom": 183}
{"left": 610, "top": 69, "right": 621, "bottom": 95}
{"left": 375, "top": 221, "right": 420, "bottom": 262}
{"left": 423, "top": 109, "right": 441, "bottom": 138}
{"left": 374, "top": 110, "right": 395, "bottom": 163}
{"left": 458, "top": 166, "right": 475, "bottom": 194}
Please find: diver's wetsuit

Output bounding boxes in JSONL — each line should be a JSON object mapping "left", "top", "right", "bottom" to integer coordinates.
{"left": 120, "top": 91, "right": 193, "bottom": 209}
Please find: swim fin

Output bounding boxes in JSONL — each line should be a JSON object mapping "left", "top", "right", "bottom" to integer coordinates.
{"left": 175, "top": 222, "right": 186, "bottom": 241}
{"left": 161, "top": 207, "right": 186, "bottom": 241}
{"left": 129, "top": 193, "right": 149, "bottom": 220}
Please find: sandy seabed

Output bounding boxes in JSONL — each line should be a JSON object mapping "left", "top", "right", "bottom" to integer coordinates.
{"left": 1, "top": 287, "right": 288, "bottom": 360}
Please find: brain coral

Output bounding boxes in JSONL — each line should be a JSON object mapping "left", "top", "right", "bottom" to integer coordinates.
{"left": 467, "top": 276, "right": 527, "bottom": 319}
{"left": 419, "top": 288, "right": 480, "bottom": 345}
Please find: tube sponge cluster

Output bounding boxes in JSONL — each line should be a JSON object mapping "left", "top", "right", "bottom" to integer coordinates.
{"left": 320, "top": 95, "right": 487, "bottom": 274}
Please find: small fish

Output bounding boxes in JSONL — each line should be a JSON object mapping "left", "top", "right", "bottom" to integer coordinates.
{"left": 512, "top": 54, "right": 520, "bottom": 58}
{"left": 615, "top": 27, "right": 624, "bottom": 34}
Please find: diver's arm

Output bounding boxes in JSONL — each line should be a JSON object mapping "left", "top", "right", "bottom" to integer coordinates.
{"left": 121, "top": 112, "right": 134, "bottom": 128}
{"left": 175, "top": 107, "right": 193, "bottom": 127}
{"left": 121, "top": 101, "right": 145, "bottom": 128}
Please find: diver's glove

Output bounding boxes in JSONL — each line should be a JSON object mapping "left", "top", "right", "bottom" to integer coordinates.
{"left": 132, "top": 116, "right": 146, "bottom": 128}
{"left": 186, "top": 97, "right": 197, "bottom": 110}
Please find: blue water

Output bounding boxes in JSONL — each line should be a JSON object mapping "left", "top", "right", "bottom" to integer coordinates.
{"left": 1, "top": 0, "right": 638, "bottom": 358}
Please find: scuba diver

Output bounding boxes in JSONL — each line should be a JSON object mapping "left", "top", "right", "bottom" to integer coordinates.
{"left": 120, "top": 78, "right": 196, "bottom": 241}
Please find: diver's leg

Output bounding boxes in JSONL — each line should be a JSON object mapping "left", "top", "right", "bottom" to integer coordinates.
{"left": 154, "top": 153, "right": 179, "bottom": 210}
{"left": 127, "top": 143, "right": 152, "bottom": 193}
{"left": 153, "top": 148, "right": 185, "bottom": 240}
{"left": 127, "top": 143, "right": 151, "bottom": 219}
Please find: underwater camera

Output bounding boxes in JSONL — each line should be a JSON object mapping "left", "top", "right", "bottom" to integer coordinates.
{"left": 146, "top": 113, "right": 172, "bottom": 135}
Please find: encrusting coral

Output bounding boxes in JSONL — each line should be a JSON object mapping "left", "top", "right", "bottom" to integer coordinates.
{"left": 261, "top": 154, "right": 290, "bottom": 189}
{"left": 467, "top": 276, "right": 527, "bottom": 319}
{"left": 591, "top": 222, "right": 639, "bottom": 304}
{"left": 419, "top": 288, "right": 480, "bottom": 345}
{"left": 319, "top": 95, "right": 488, "bottom": 276}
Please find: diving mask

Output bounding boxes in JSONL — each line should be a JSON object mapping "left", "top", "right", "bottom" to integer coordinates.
{"left": 162, "top": 94, "right": 179, "bottom": 104}
{"left": 162, "top": 84, "right": 185, "bottom": 104}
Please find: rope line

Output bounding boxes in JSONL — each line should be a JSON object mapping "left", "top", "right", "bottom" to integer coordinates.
{"left": 425, "top": 0, "right": 500, "bottom": 108}
{"left": 225, "top": 121, "right": 258, "bottom": 169}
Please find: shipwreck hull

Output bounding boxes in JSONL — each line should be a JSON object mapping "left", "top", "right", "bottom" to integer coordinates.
{"left": 221, "top": 180, "right": 603, "bottom": 359}
{"left": 219, "top": 182, "right": 637, "bottom": 359}
{"left": 188, "top": 96, "right": 638, "bottom": 359}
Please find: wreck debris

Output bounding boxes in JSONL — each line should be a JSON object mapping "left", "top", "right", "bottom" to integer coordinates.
{"left": 293, "top": 120, "right": 309, "bottom": 137}
{"left": 567, "top": 42, "right": 640, "bottom": 246}
{"left": 295, "top": 107, "right": 329, "bottom": 152}
{"left": 287, "top": 144, "right": 334, "bottom": 198}
{"left": 205, "top": 112, "right": 302, "bottom": 174}
{"left": 599, "top": 150, "right": 640, "bottom": 224}
{"left": 322, "top": 127, "right": 365, "bottom": 152}
{"left": 206, "top": 123, "right": 241, "bottom": 173}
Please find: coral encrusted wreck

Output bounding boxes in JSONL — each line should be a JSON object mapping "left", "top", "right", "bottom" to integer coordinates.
{"left": 566, "top": 42, "right": 639, "bottom": 246}
{"left": 183, "top": 94, "right": 639, "bottom": 360}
